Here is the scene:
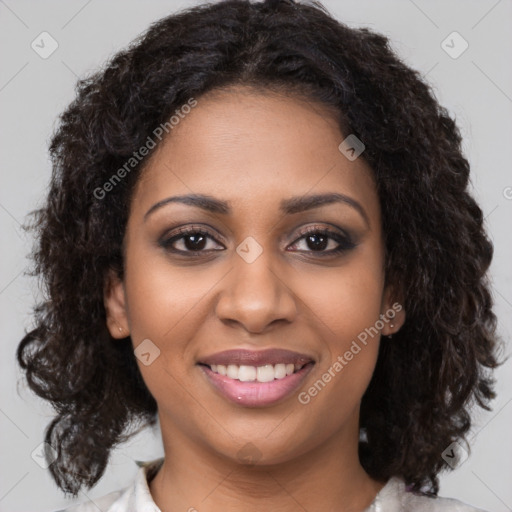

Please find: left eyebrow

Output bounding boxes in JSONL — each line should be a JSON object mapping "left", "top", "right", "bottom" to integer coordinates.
{"left": 144, "top": 192, "right": 370, "bottom": 228}
{"left": 279, "top": 193, "right": 370, "bottom": 228}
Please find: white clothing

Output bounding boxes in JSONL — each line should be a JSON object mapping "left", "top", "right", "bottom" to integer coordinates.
{"left": 56, "top": 458, "right": 487, "bottom": 512}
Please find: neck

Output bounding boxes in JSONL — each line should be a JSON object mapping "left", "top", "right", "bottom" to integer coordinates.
{"left": 149, "top": 413, "right": 386, "bottom": 512}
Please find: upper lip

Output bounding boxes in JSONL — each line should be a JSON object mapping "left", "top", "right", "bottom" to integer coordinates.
{"left": 198, "top": 348, "right": 315, "bottom": 367}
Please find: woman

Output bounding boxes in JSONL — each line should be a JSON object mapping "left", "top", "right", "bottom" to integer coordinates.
{"left": 17, "top": 0, "right": 501, "bottom": 510}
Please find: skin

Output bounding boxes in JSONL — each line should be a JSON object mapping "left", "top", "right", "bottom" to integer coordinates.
{"left": 104, "top": 85, "right": 406, "bottom": 512}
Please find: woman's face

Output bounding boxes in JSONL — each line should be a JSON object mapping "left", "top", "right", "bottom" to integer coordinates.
{"left": 105, "top": 86, "right": 403, "bottom": 465}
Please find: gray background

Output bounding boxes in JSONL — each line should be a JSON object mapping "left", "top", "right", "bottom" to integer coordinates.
{"left": 1, "top": 1, "right": 511, "bottom": 511}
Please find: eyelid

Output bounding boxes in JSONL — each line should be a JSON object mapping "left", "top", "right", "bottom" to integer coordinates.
{"left": 159, "top": 225, "right": 225, "bottom": 252}
{"left": 291, "top": 223, "right": 353, "bottom": 242}
{"left": 162, "top": 223, "right": 226, "bottom": 243}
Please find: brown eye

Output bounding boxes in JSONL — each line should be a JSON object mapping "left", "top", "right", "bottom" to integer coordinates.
{"left": 288, "top": 226, "right": 356, "bottom": 256}
{"left": 159, "top": 227, "right": 224, "bottom": 253}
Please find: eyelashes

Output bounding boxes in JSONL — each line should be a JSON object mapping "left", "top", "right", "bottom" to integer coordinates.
{"left": 288, "top": 225, "right": 356, "bottom": 255}
{"left": 159, "top": 227, "right": 221, "bottom": 254}
{"left": 158, "top": 224, "right": 357, "bottom": 258}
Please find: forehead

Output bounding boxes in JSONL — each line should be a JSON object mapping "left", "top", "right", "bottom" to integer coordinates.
{"left": 131, "top": 86, "right": 379, "bottom": 224}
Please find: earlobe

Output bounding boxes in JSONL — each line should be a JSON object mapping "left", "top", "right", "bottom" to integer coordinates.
{"left": 381, "top": 285, "right": 406, "bottom": 337}
{"left": 103, "top": 269, "right": 130, "bottom": 339}
{"left": 382, "top": 305, "right": 406, "bottom": 337}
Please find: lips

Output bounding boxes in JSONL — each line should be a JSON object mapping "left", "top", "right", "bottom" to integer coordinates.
{"left": 197, "top": 348, "right": 315, "bottom": 368}
{"left": 197, "top": 348, "right": 316, "bottom": 407}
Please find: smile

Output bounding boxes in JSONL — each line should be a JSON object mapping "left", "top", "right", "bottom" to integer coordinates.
{"left": 197, "top": 347, "right": 316, "bottom": 407}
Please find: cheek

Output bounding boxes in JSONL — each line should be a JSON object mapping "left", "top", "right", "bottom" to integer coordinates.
{"left": 296, "top": 246, "right": 385, "bottom": 395}
{"left": 123, "top": 234, "right": 213, "bottom": 344}
{"left": 121, "top": 244, "right": 205, "bottom": 392}
{"left": 122, "top": 256, "right": 208, "bottom": 414}
{"left": 300, "top": 247, "right": 385, "bottom": 347}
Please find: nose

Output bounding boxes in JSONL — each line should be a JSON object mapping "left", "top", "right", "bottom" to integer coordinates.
{"left": 215, "top": 250, "right": 298, "bottom": 334}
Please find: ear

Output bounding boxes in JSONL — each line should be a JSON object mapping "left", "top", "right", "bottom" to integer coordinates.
{"left": 103, "top": 269, "right": 130, "bottom": 339}
{"left": 380, "top": 283, "right": 406, "bottom": 337}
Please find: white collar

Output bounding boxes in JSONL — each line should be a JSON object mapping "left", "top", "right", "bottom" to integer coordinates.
{"left": 71, "top": 459, "right": 484, "bottom": 512}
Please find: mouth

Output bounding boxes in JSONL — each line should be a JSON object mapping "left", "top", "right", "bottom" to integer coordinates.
{"left": 196, "top": 348, "right": 315, "bottom": 407}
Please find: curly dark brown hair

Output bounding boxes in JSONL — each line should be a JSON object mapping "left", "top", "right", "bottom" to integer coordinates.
{"left": 17, "top": 0, "right": 502, "bottom": 498}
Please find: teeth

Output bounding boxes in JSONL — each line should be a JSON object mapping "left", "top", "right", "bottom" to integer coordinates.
{"left": 257, "top": 364, "right": 275, "bottom": 382}
{"left": 238, "top": 365, "right": 257, "bottom": 382}
{"left": 274, "top": 363, "right": 287, "bottom": 379}
{"left": 208, "top": 362, "right": 306, "bottom": 382}
{"left": 227, "top": 364, "right": 238, "bottom": 379}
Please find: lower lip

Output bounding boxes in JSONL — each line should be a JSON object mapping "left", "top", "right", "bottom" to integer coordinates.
{"left": 198, "top": 363, "right": 315, "bottom": 407}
